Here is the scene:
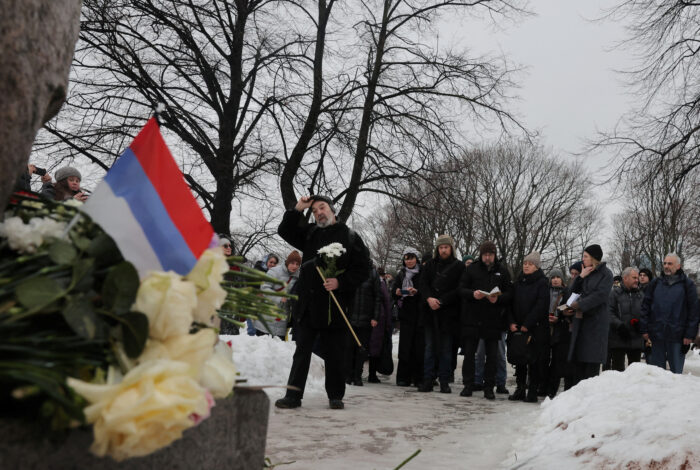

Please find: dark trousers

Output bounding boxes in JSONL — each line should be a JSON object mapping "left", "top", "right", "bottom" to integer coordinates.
{"left": 397, "top": 320, "right": 424, "bottom": 385}
{"left": 423, "top": 320, "right": 453, "bottom": 383}
{"left": 610, "top": 348, "right": 641, "bottom": 372}
{"left": 345, "top": 326, "right": 372, "bottom": 382}
{"left": 547, "top": 341, "right": 574, "bottom": 395}
{"left": 284, "top": 323, "right": 347, "bottom": 401}
{"left": 463, "top": 336, "right": 498, "bottom": 388}
{"left": 573, "top": 361, "right": 600, "bottom": 386}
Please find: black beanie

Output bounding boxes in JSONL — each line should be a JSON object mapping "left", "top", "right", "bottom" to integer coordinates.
{"left": 584, "top": 244, "right": 603, "bottom": 262}
{"left": 639, "top": 268, "right": 654, "bottom": 280}
{"left": 310, "top": 195, "right": 336, "bottom": 214}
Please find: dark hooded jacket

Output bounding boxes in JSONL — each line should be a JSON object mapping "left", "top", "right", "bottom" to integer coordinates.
{"left": 278, "top": 209, "right": 370, "bottom": 330}
{"left": 608, "top": 284, "right": 644, "bottom": 350}
{"left": 348, "top": 267, "right": 382, "bottom": 327}
{"left": 419, "top": 249, "right": 465, "bottom": 332}
{"left": 640, "top": 269, "right": 700, "bottom": 343}
{"left": 509, "top": 268, "right": 549, "bottom": 341}
{"left": 459, "top": 257, "right": 512, "bottom": 340}
{"left": 567, "top": 262, "right": 614, "bottom": 363}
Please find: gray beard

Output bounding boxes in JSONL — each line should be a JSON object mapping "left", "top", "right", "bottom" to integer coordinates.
{"left": 316, "top": 219, "right": 333, "bottom": 228}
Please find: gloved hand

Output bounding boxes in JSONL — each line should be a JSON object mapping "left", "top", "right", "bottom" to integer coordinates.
{"left": 617, "top": 323, "right": 631, "bottom": 340}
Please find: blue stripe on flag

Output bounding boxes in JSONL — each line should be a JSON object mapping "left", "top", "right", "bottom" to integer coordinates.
{"left": 104, "top": 148, "right": 197, "bottom": 274}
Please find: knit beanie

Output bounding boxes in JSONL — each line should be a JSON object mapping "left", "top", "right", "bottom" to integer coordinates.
{"left": 523, "top": 251, "right": 541, "bottom": 269}
{"left": 584, "top": 244, "right": 603, "bottom": 262}
{"left": 462, "top": 254, "right": 475, "bottom": 263}
{"left": 569, "top": 261, "right": 583, "bottom": 274}
{"left": 639, "top": 268, "right": 654, "bottom": 280}
{"left": 310, "top": 195, "right": 336, "bottom": 214}
{"left": 285, "top": 250, "right": 302, "bottom": 267}
{"left": 549, "top": 268, "right": 564, "bottom": 280}
{"left": 55, "top": 167, "right": 81, "bottom": 182}
{"left": 479, "top": 241, "right": 497, "bottom": 255}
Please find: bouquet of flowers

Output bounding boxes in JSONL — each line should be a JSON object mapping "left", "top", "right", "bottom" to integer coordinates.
{"left": 316, "top": 242, "right": 346, "bottom": 325}
{"left": 0, "top": 195, "right": 285, "bottom": 461}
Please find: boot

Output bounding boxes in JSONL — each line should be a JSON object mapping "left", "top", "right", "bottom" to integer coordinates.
{"left": 439, "top": 382, "right": 451, "bottom": 394}
{"left": 508, "top": 387, "right": 526, "bottom": 401}
{"left": 368, "top": 374, "right": 380, "bottom": 384}
{"left": 275, "top": 396, "right": 301, "bottom": 409}
{"left": 329, "top": 399, "right": 345, "bottom": 409}
{"left": 459, "top": 386, "right": 473, "bottom": 397}
{"left": 483, "top": 386, "right": 495, "bottom": 400}
{"left": 525, "top": 388, "right": 539, "bottom": 403}
{"left": 496, "top": 384, "right": 510, "bottom": 394}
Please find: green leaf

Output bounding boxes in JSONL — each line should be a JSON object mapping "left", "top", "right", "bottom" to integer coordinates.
{"left": 86, "top": 233, "right": 122, "bottom": 267}
{"left": 48, "top": 239, "right": 77, "bottom": 265}
{"left": 61, "top": 295, "right": 103, "bottom": 340}
{"left": 70, "top": 233, "right": 91, "bottom": 251}
{"left": 15, "top": 277, "right": 63, "bottom": 309}
{"left": 71, "top": 258, "right": 95, "bottom": 292}
{"left": 120, "top": 312, "right": 149, "bottom": 358}
{"left": 102, "top": 262, "right": 139, "bottom": 314}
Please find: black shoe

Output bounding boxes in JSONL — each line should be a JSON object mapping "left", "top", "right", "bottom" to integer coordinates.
{"left": 418, "top": 382, "right": 433, "bottom": 392}
{"left": 484, "top": 387, "right": 495, "bottom": 400}
{"left": 525, "top": 389, "right": 538, "bottom": 403}
{"left": 537, "top": 386, "right": 548, "bottom": 397}
{"left": 345, "top": 378, "right": 352, "bottom": 385}
{"left": 275, "top": 397, "right": 301, "bottom": 409}
{"left": 496, "top": 385, "right": 510, "bottom": 395}
{"left": 329, "top": 399, "right": 344, "bottom": 409}
{"left": 473, "top": 383, "right": 484, "bottom": 391}
{"left": 440, "top": 382, "right": 451, "bottom": 394}
{"left": 353, "top": 379, "right": 363, "bottom": 386}
{"left": 508, "top": 387, "right": 526, "bottom": 401}
{"left": 396, "top": 381, "right": 410, "bottom": 387}
{"left": 368, "top": 375, "right": 380, "bottom": 383}
{"left": 459, "top": 386, "right": 473, "bottom": 397}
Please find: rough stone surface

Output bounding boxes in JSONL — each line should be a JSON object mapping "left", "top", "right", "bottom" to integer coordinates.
{"left": 0, "top": 0, "right": 81, "bottom": 211}
{"left": 0, "top": 388, "right": 270, "bottom": 470}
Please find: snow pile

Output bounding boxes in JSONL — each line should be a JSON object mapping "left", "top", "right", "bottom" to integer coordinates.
{"left": 505, "top": 362, "right": 700, "bottom": 469}
{"left": 220, "top": 334, "right": 326, "bottom": 395}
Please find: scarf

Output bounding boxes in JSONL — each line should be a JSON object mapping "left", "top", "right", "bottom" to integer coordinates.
{"left": 401, "top": 265, "right": 420, "bottom": 295}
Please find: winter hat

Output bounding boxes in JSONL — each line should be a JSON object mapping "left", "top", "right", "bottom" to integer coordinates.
{"left": 285, "top": 250, "right": 302, "bottom": 267}
{"left": 549, "top": 268, "right": 564, "bottom": 280}
{"left": 435, "top": 234, "right": 454, "bottom": 249}
{"left": 55, "top": 166, "right": 81, "bottom": 182}
{"left": 479, "top": 241, "right": 497, "bottom": 255}
{"left": 402, "top": 246, "right": 420, "bottom": 258}
{"left": 639, "top": 268, "right": 654, "bottom": 280}
{"left": 569, "top": 261, "right": 583, "bottom": 274}
{"left": 584, "top": 244, "right": 603, "bottom": 262}
{"left": 462, "top": 254, "right": 475, "bottom": 263}
{"left": 310, "top": 195, "right": 336, "bottom": 214}
{"left": 523, "top": 251, "right": 541, "bottom": 269}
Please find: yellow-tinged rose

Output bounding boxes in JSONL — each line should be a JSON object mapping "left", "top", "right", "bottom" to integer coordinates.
{"left": 67, "top": 360, "right": 210, "bottom": 462}
{"left": 138, "top": 329, "right": 217, "bottom": 377}
{"left": 200, "top": 340, "right": 237, "bottom": 398}
{"left": 133, "top": 271, "right": 197, "bottom": 340}
{"left": 186, "top": 248, "right": 228, "bottom": 325}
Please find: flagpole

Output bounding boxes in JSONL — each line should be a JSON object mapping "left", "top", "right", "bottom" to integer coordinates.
{"left": 315, "top": 266, "right": 362, "bottom": 348}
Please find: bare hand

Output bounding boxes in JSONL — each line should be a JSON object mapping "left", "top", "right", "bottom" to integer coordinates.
{"left": 548, "top": 314, "right": 558, "bottom": 324}
{"left": 473, "top": 291, "right": 485, "bottom": 300}
{"left": 74, "top": 192, "right": 88, "bottom": 202}
{"left": 520, "top": 326, "right": 528, "bottom": 333}
{"left": 488, "top": 294, "right": 498, "bottom": 304}
{"left": 27, "top": 164, "right": 36, "bottom": 174}
{"left": 371, "top": 319, "right": 378, "bottom": 327}
{"left": 395, "top": 288, "right": 402, "bottom": 296}
{"left": 580, "top": 266, "right": 595, "bottom": 278}
{"left": 41, "top": 173, "right": 51, "bottom": 183}
{"left": 294, "top": 196, "right": 314, "bottom": 212}
{"left": 642, "top": 333, "right": 649, "bottom": 341}
{"left": 408, "top": 287, "right": 417, "bottom": 295}
{"left": 683, "top": 338, "right": 693, "bottom": 346}
{"left": 324, "top": 278, "right": 339, "bottom": 291}
{"left": 427, "top": 297, "right": 440, "bottom": 310}
{"left": 509, "top": 323, "right": 517, "bottom": 332}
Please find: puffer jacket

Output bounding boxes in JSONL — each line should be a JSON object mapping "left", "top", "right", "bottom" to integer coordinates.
{"left": 608, "top": 285, "right": 644, "bottom": 350}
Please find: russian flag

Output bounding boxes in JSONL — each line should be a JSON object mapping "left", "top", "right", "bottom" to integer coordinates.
{"left": 82, "top": 118, "right": 214, "bottom": 278}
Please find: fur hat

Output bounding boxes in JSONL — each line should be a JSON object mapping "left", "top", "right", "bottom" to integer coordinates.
{"left": 285, "top": 250, "right": 302, "bottom": 267}
{"left": 434, "top": 234, "right": 455, "bottom": 258}
{"left": 584, "top": 244, "right": 603, "bottom": 262}
{"left": 479, "top": 241, "right": 497, "bottom": 256}
{"left": 549, "top": 268, "right": 564, "bottom": 280}
{"left": 310, "top": 195, "right": 336, "bottom": 214}
{"left": 523, "top": 251, "right": 541, "bottom": 269}
{"left": 55, "top": 166, "right": 81, "bottom": 182}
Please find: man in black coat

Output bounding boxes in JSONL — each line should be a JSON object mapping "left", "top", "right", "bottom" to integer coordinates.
{"left": 458, "top": 241, "right": 512, "bottom": 399}
{"left": 608, "top": 267, "right": 644, "bottom": 371}
{"left": 274, "top": 195, "right": 370, "bottom": 410}
{"left": 418, "top": 235, "right": 465, "bottom": 393}
{"left": 345, "top": 266, "right": 381, "bottom": 386}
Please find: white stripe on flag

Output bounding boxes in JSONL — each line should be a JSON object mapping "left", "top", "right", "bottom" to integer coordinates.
{"left": 82, "top": 183, "right": 164, "bottom": 278}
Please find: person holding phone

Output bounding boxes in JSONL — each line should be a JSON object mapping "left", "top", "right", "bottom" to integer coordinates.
{"left": 391, "top": 247, "right": 424, "bottom": 387}
{"left": 14, "top": 163, "right": 51, "bottom": 192}
{"left": 40, "top": 166, "right": 88, "bottom": 202}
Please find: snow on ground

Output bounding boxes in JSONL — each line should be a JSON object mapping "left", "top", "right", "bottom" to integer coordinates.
{"left": 224, "top": 333, "right": 700, "bottom": 469}
{"left": 504, "top": 356, "right": 700, "bottom": 469}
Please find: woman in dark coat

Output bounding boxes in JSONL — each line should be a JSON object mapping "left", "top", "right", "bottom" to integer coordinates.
{"left": 565, "top": 244, "right": 614, "bottom": 385}
{"left": 545, "top": 269, "right": 574, "bottom": 397}
{"left": 507, "top": 252, "right": 550, "bottom": 403}
{"left": 391, "top": 247, "right": 424, "bottom": 387}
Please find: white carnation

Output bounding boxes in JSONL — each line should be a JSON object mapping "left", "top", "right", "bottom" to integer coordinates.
{"left": 317, "top": 242, "right": 346, "bottom": 258}
{"left": 0, "top": 216, "right": 66, "bottom": 253}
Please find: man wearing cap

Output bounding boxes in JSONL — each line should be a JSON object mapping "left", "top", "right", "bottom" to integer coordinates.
{"left": 458, "top": 241, "right": 512, "bottom": 399}
{"left": 565, "top": 244, "right": 614, "bottom": 384}
{"left": 274, "top": 195, "right": 370, "bottom": 410}
{"left": 418, "top": 235, "right": 465, "bottom": 393}
{"left": 639, "top": 253, "right": 699, "bottom": 374}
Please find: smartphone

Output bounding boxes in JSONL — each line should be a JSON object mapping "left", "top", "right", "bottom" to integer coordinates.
{"left": 34, "top": 167, "right": 47, "bottom": 176}
{"left": 401, "top": 289, "right": 410, "bottom": 295}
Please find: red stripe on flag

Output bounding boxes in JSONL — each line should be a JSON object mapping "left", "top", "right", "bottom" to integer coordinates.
{"left": 129, "top": 118, "right": 213, "bottom": 260}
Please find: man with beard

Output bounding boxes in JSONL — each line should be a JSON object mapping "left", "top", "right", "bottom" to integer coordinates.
{"left": 274, "top": 195, "right": 370, "bottom": 410}
{"left": 418, "top": 235, "right": 465, "bottom": 393}
{"left": 458, "top": 241, "right": 512, "bottom": 399}
{"left": 640, "top": 253, "right": 699, "bottom": 374}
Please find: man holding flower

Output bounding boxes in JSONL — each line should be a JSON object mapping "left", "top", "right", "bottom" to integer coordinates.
{"left": 275, "top": 195, "right": 371, "bottom": 410}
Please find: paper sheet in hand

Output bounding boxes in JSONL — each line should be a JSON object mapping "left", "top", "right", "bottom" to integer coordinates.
{"left": 566, "top": 293, "right": 580, "bottom": 306}
{"left": 477, "top": 287, "right": 501, "bottom": 296}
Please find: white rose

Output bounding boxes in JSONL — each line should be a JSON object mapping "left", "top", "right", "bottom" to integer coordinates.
{"left": 200, "top": 340, "right": 237, "bottom": 398}
{"left": 186, "top": 249, "right": 229, "bottom": 325}
{"left": 138, "top": 329, "right": 217, "bottom": 377}
{"left": 0, "top": 217, "right": 44, "bottom": 253}
{"left": 133, "top": 271, "right": 197, "bottom": 340}
{"left": 29, "top": 216, "right": 67, "bottom": 239}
